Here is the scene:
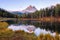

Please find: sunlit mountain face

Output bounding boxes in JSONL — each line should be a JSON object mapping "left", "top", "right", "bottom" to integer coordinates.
{"left": 11, "top": 5, "right": 37, "bottom": 15}
{"left": 22, "top": 5, "right": 37, "bottom": 13}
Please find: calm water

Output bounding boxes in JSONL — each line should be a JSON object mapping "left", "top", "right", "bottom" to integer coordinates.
{"left": 8, "top": 25, "right": 56, "bottom": 36}
{"left": 5, "top": 20, "right": 60, "bottom": 33}
{"left": 5, "top": 20, "right": 60, "bottom": 36}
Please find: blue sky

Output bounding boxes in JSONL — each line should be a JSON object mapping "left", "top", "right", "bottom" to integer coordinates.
{"left": 0, "top": 0, "right": 60, "bottom": 11}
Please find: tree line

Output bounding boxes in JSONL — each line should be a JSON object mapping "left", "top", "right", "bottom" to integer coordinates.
{"left": 20, "top": 4, "right": 60, "bottom": 18}
{"left": 0, "top": 4, "right": 60, "bottom": 18}
{"left": 0, "top": 8, "right": 19, "bottom": 18}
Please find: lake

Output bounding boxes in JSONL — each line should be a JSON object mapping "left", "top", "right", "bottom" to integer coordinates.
{"left": 5, "top": 20, "right": 60, "bottom": 33}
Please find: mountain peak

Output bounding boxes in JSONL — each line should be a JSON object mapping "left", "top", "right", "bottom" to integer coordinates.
{"left": 22, "top": 5, "right": 37, "bottom": 13}
{"left": 27, "top": 5, "right": 34, "bottom": 9}
{"left": 28, "top": 5, "right": 33, "bottom": 8}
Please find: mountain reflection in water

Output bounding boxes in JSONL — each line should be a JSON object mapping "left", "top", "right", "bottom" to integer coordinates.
{"left": 8, "top": 24, "right": 56, "bottom": 36}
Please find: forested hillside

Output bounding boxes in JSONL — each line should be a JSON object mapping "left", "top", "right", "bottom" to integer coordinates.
{"left": 0, "top": 8, "right": 18, "bottom": 18}
{"left": 1, "top": 4, "right": 60, "bottom": 18}
{"left": 21, "top": 4, "right": 60, "bottom": 18}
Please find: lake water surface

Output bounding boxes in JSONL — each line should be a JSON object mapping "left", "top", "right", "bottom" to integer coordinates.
{"left": 6, "top": 20, "right": 60, "bottom": 36}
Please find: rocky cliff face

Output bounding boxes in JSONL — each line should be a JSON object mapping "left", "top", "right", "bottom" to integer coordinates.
{"left": 22, "top": 5, "right": 37, "bottom": 13}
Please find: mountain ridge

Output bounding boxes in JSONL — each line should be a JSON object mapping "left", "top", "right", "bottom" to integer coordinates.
{"left": 21, "top": 5, "right": 37, "bottom": 13}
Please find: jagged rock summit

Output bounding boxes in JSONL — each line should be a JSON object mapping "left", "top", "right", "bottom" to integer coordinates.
{"left": 22, "top": 5, "right": 37, "bottom": 13}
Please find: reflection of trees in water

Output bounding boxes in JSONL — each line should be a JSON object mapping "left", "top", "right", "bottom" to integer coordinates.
{"left": 4, "top": 20, "right": 16, "bottom": 25}
{"left": 19, "top": 20, "right": 60, "bottom": 33}
{"left": 5, "top": 20, "right": 60, "bottom": 33}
